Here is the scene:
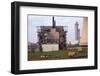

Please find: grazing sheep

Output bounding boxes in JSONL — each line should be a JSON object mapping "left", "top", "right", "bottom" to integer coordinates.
{"left": 40, "top": 55, "right": 45, "bottom": 58}
{"left": 68, "top": 52, "right": 76, "bottom": 57}
{"left": 78, "top": 48, "right": 82, "bottom": 51}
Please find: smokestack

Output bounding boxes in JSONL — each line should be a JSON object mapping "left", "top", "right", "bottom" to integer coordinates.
{"left": 52, "top": 16, "right": 56, "bottom": 28}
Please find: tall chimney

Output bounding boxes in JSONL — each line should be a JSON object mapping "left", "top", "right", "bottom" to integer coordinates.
{"left": 52, "top": 16, "right": 56, "bottom": 28}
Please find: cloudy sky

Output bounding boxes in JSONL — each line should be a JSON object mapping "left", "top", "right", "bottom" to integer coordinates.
{"left": 28, "top": 15, "right": 83, "bottom": 44}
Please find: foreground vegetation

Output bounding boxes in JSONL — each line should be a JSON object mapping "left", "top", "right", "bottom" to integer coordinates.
{"left": 28, "top": 47, "right": 88, "bottom": 61}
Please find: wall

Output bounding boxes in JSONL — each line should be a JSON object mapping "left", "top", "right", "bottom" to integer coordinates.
{"left": 42, "top": 44, "right": 59, "bottom": 52}
{"left": 0, "top": 0, "right": 99, "bottom": 76}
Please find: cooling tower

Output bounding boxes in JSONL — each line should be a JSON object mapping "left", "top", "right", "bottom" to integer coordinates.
{"left": 80, "top": 17, "right": 88, "bottom": 46}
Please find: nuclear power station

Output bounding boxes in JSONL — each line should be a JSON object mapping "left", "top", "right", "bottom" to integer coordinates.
{"left": 37, "top": 16, "right": 67, "bottom": 52}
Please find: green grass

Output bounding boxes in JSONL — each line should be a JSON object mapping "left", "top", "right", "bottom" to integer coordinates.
{"left": 28, "top": 47, "right": 88, "bottom": 61}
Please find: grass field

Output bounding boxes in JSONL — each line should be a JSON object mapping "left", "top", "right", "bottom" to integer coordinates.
{"left": 28, "top": 47, "right": 88, "bottom": 61}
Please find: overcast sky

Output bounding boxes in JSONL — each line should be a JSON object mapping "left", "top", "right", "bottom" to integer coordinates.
{"left": 28, "top": 15, "right": 83, "bottom": 44}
